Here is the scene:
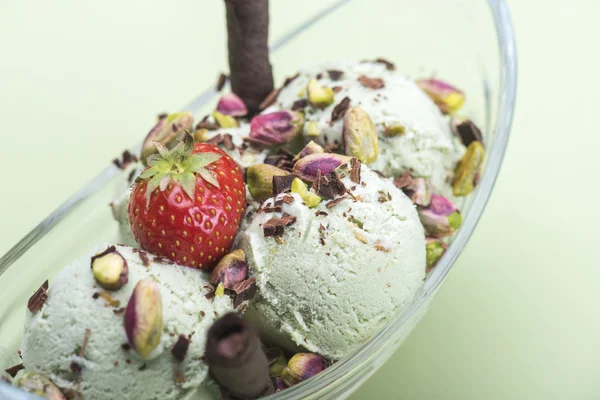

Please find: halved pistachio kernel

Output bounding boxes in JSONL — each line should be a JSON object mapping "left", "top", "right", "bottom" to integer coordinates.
{"left": 416, "top": 78, "right": 465, "bottom": 114}
{"left": 417, "top": 195, "right": 462, "bottom": 238}
{"left": 211, "top": 249, "right": 248, "bottom": 290}
{"left": 141, "top": 112, "right": 194, "bottom": 165}
{"left": 216, "top": 92, "right": 247, "bottom": 117}
{"left": 295, "top": 140, "right": 326, "bottom": 161}
{"left": 403, "top": 178, "right": 432, "bottom": 207}
{"left": 265, "top": 347, "right": 288, "bottom": 377}
{"left": 247, "top": 164, "right": 290, "bottom": 202}
{"left": 307, "top": 79, "right": 334, "bottom": 109}
{"left": 452, "top": 141, "right": 484, "bottom": 196}
{"left": 292, "top": 153, "right": 351, "bottom": 183}
{"left": 250, "top": 110, "right": 305, "bottom": 145}
{"left": 215, "top": 282, "right": 225, "bottom": 297}
{"left": 426, "top": 238, "right": 447, "bottom": 273}
{"left": 281, "top": 353, "right": 326, "bottom": 387}
{"left": 124, "top": 277, "right": 163, "bottom": 359}
{"left": 383, "top": 124, "right": 405, "bottom": 137}
{"left": 305, "top": 121, "right": 320, "bottom": 137}
{"left": 212, "top": 111, "right": 239, "bottom": 128}
{"left": 16, "top": 372, "right": 66, "bottom": 400}
{"left": 342, "top": 106, "right": 379, "bottom": 164}
{"left": 91, "top": 246, "right": 128, "bottom": 291}
{"left": 291, "top": 178, "right": 321, "bottom": 208}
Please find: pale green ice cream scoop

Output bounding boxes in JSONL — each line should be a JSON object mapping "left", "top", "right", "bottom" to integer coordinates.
{"left": 20, "top": 244, "right": 233, "bottom": 400}
{"left": 240, "top": 163, "right": 426, "bottom": 360}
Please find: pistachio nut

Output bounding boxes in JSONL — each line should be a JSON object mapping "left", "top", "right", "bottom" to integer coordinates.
{"left": 141, "top": 112, "right": 194, "bottom": 165}
{"left": 416, "top": 78, "right": 465, "bottom": 114}
{"left": 265, "top": 347, "right": 288, "bottom": 377}
{"left": 417, "top": 195, "right": 462, "bottom": 238}
{"left": 247, "top": 164, "right": 290, "bottom": 202}
{"left": 215, "top": 282, "right": 225, "bottom": 297}
{"left": 291, "top": 178, "right": 321, "bottom": 208}
{"left": 403, "top": 177, "right": 432, "bottom": 207}
{"left": 249, "top": 110, "right": 305, "bottom": 145}
{"left": 212, "top": 111, "right": 239, "bottom": 128}
{"left": 305, "top": 121, "right": 320, "bottom": 137}
{"left": 307, "top": 79, "right": 334, "bottom": 109}
{"left": 216, "top": 93, "right": 248, "bottom": 117}
{"left": 193, "top": 128, "right": 209, "bottom": 143}
{"left": 281, "top": 353, "right": 326, "bottom": 386}
{"left": 90, "top": 246, "right": 128, "bottom": 291}
{"left": 383, "top": 124, "right": 405, "bottom": 137}
{"left": 426, "top": 238, "right": 447, "bottom": 274}
{"left": 15, "top": 372, "right": 66, "bottom": 400}
{"left": 210, "top": 249, "right": 248, "bottom": 290}
{"left": 292, "top": 153, "right": 351, "bottom": 183}
{"left": 342, "top": 106, "right": 379, "bottom": 164}
{"left": 452, "top": 141, "right": 484, "bottom": 196}
{"left": 295, "top": 140, "right": 325, "bottom": 161}
{"left": 124, "top": 277, "right": 163, "bottom": 359}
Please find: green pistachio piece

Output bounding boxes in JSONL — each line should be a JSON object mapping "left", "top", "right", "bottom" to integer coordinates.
{"left": 291, "top": 178, "right": 321, "bottom": 208}
{"left": 452, "top": 141, "right": 485, "bottom": 196}
{"left": 307, "top": 79, "right": 334, "bottom": 109}
{"left": 342, "top": 106, "right": 379, "bottom": 164}
{"left": 247, "top": 164, "right": 290, "bottom": 202}
{"left": 212, "top": 111, "right": 239, "bottom": 128}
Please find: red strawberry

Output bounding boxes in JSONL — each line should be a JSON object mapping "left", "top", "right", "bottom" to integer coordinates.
{"left": 128, "top": 135, "right": 246, "bottom": 270}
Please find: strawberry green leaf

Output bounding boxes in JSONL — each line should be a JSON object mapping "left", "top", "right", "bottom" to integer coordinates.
{"left": 173, "top": 171, "right": 196, "bottom": 200}
{"left": 198, "top": 168, "right": 221, "bottom": 189}
{"left": 159, "top": 174, "right": 172, "bottom": 191}
{"left": 153, "top": 141, "right": 171, "bottom": 159}
{"left": 145, "top": 173, "right": 163, "bottom": 206}
{"left": 185, "top": 153, "right": 222, "bottom": 172}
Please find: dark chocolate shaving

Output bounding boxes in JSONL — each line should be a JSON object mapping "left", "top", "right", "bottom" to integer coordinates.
{"left": 280, "top": 194, "right": 295, "bottom": 204}
{"left": 121, "top": 343, "right": 131, "bottom": 351}
{"left": 225, "top": 0, "right": 274, "bottom": 115}
{"left": 232, "top": 277, "right": 257, "bottom": 308}
{"left": 92, "top": 292, "right": 100, "bottom": 299}
{"left": 258, "top": 88, "right": 281, "bottom": 111}
{"left": 196, "top": 120, "right": 220, "bottom": 131}
{"left": 393, "top": 169, "right": 413, "bottom": 189}
{"left": 171, "top": 334, "right": 191, "bottom": 362}
{"left": 315, "top": 210, "right": 328, "bottom": 217}
{"left": 331, "top": 96, "right": 351, "bottom": 122}
{"left": 70, "top": 362, "right": 82, "bottom": 375}
{"left": 272, "top": 175, "right": 297, "bottom": 196}
{"left": 316, "top": 73, "right": 323, "bottom": 80}
{"left": 263, "top": 214, "right": 297, "bottom": 237}
{"left": 291, "top": 99, "right": 308, "bottom": 111}
{"left": 283, "top": 73, "right": 300, "bottom": 88}
{"left": 316, "top": 171, "right": 346, "bottom": 199}
{"left": 4, "top": 363, "right": 24, "bottom": 378}
{"left": 350, "top": 158, "right": 361, "bottom": 184}
{"left": 358, "top": 75, "right": 385, "bottom": 89}
{"left": 454, "top": 120, "right": 484, "bottom": 147}
{"left": 205, "top": 134, "right": 224, "bottom": 146}
{"left": 327, "top": 70, "right": 344, "bottom": 81}
{"left": 216, "top": 73, "right": 229, "bottom": 91}
{"left": 127, "top": 169, "right": 137, "bottom": 184}
{"left": 242, "top": 137, "right": 272, "bottom": 151}
{"left": 375, "top": 58, "right": 396, "bottom": 71}
{"left": 260, "top": 206, "right": 282, "bottom": 214}
{"left": 223, "top": 134, "right": 235, "bottom": 150}
{"left": 205, "top": 313, "right": 274, "bottom": 399}
{"left": 27, "top": 280, "right": 49, "bottom": 313}
{"left": 113, "top": 307, "right": 125, "bottom": 315}
{"left": 79, "top": 329, "right": 91, "bottom": 358}
{"left": 325, "top": 196, "right": 348, "bottom": 209}
{"left": 332, "top": 86, "right": 343, "bottom": 94}
{"left": 373, "top": 170, "right": 387, "bottom": 178}
{"left": 139, "top": 251, "right": 150, "bottom": 267}
{"left": 112, "top": 150, "right": 138, "bottom": 170}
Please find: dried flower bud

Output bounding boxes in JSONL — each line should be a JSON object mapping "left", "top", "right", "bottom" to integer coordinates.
{"left": 416, "top": 78, "right": 465, "bottom": 114}
{"left": 293, "top": 153, "right": 350, "bottom": 183}
{"left": 212, "top": 111, "right": 240, "bottom": 128}
{"left": 417, "top": 195, "right": 462, "bottom": 238}
{"left": 307, "top": 79, "right": 335, "bottom": 109}
{"left": 141, "top": 112, "right": 194, "bottom": 165}
{"left": 211, "top": 249, "right": 248, "bottom": 290}
{"left": 403, "top": 178, "right": 432, "bottom": 206}
{"left": 452, "top": 141, "right": 485, "bottom": 196}
{"left": 124, "top": 277, "right": 163, "bottom": 359}
{"left": 291, "top": 178, "right": 321, "bottom": 208}
{"left": 216, "top": 93, "right": 248, "bottom": 117}
{"left": 426, "top": 238, "right": 447, "bottom": 274}
{"left": 247, "top": 164, "right": 290, "bottom": 202}
{"left": 90, "top": 246, "right": 128, "bottom": 291}
{"left": 342, "top": 106, "right": 379, "bottom": 164}
{"left": 250, "top": 110, "right": 305, "bottom": 145}
{"left": 16, "top": 372, "right": 66, "bottom": 400}
{"left": 280, "top": 353, "right": 326, "bottom": 386}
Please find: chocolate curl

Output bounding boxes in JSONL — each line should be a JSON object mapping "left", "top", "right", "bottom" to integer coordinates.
{"left": 206, "top": 313, "right": 274, "bottom": 399}
{"left": 225, "top": 0, "right": 274, "bottom": 115}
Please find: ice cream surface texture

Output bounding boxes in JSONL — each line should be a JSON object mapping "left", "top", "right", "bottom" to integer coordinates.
{"left": 21, "top": 244, "right": 233, "bottom": 400}
{"left": 240, "top": 163, "right": 426, "bottom": 360}
{"left": 274, "top": 60, "right": 466, "bottom": 196}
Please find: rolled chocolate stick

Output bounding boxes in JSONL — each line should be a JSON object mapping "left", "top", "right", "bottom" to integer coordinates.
{"left": 225, "top": 0, "right": 274, "bottom": 115}
{"left": 206, "top": 313, "right": 274, "bottom": 399}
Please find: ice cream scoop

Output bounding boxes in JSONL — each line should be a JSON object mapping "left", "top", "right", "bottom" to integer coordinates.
{"left": 20, "top": 244, "right": 233, "bottom": 400}
{"left": 239, "top": 161, "right": 426, "bottom": 360}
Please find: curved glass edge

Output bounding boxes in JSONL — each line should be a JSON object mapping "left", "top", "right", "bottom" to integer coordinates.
{"left": 0, "top": 0, "right": 516, "bottom": 398}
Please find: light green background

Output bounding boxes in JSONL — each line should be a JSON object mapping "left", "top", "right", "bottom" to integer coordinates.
{"left": 1, "top": 1, "right": 599, "bottom": 399}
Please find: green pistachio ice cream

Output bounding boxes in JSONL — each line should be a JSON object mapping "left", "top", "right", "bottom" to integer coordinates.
{"left": 20, "top": 244, "right": 233, "bottom": 400}
{"left": 240, "top": 162, "right": 426, "bottom": 360}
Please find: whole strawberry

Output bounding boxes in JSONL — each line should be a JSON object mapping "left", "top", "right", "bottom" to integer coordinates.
{"left": 128, "top": 135, "right": 246, "bottom": 270}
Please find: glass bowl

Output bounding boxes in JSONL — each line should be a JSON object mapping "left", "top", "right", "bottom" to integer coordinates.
{"left": 0, "top": 0, "right": 516, "bottom": 398}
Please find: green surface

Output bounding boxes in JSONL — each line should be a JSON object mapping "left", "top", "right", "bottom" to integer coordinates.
{"left": 1, "top": 1, "right": 599, "bottom": 399}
